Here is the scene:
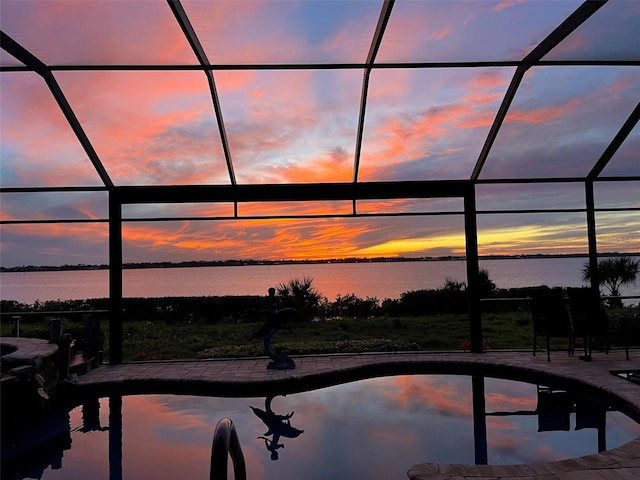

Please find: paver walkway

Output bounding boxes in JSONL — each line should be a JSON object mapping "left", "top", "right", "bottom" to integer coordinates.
{"left": 69, "top": 349, "right": 640, "bottom": 479}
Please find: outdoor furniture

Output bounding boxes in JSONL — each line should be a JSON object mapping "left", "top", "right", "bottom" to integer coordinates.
{"left": 530, "top": 288, "right": 574, "bottom": 361}
{"left": 607, "top": 313, "right": 637, "bottom": 361}
{"left": 566, "top": 287, "right": 627, "bottom": 360}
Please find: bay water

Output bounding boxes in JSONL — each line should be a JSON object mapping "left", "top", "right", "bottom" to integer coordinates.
{"left": 2, "top": 257, "right": 638, "bottom": 305}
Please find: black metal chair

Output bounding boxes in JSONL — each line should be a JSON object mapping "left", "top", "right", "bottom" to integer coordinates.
{"left": 566, "top": 287, "right": 627, "bottom": 360}
{"left": 530, "top": 287, "right": 574, "bottom": 361}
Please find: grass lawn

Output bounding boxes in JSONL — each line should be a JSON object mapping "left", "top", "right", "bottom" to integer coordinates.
{"left": 3, "top": 308, "right": 635, "bottom": 362}
{"left": 1, "top": 311, "right": 536, "bottom": 361}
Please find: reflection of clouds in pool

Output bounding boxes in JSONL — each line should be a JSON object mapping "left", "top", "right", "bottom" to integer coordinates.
{"left": 121, "top": 396, "right": 211, "bottom": 479}
{"left": 383, "top": 374, "right": 472, "bottom": 417}
{"left": 307, "top": 375, "right": 477, "bottom": 465}
{"left": 485, "top": 390, "right": 537, "bottom": 411}
{"left": 53, "top": 376, "right": 640, "bottom": 479}
{"left": 486, "top": 429, "right": 529, "bottom": 457}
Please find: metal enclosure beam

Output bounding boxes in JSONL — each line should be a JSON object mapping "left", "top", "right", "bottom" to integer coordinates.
{"left": 353, "top": 0, "right": 394, "bottom": 182}
{"left": 470, "top": 0, "right": 607, "bottom": 181}
{"left": 588, "top": 102, "right": 640, "bottom": 180}
{"left": 168, "top": 0, "right": 236, "bottom": 185}
{"left": 116, "top": 180, "right": 471, "bottom": 204}
{"left": 0, "top": 31, "right": 114, "bottom": 188}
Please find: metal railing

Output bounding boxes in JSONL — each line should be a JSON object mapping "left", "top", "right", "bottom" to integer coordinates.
{"left": 210, "top": 418, "right": 246, "bottom": 480}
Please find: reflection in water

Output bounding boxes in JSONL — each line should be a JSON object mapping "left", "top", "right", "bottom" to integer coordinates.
{"left": 1, "top": 375, "right": 638, "bottom": 480}
{"left": 1, "top": 399, "right": 106, "bottom": 480}
{"left": 250, "top": 396, "right": 304, "bottom": 460}
{"left": 1, "top": 408, "right": 71, "bottom": 479}
{"left": 535, "top": 386, "right": 607, "bottom": 452}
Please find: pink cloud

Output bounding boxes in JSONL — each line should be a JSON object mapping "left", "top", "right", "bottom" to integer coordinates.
{"left": 365, "top": 100, "right": 482, "bottom": 170}
{"left": 215, "top": 71, "right": 257, "bottom": 93}
{"left": 375, "top": 5, "right": 467, "bottom": 61}
{"left": 2, "top": 1, "right": 193, "bottom": 65}
{"left": 485, "top": 391, "right": 536, "bottom": 411}
{"left": 431, "top": 24, "right": 454, "bottom": 41}
{"left": 487, "top": 431, "right": 528, "bottom": 451}
{"left": 604, "top": 80, "right": 633, "bottom": 97}
{"left": 382, "top": 376, "right": 473, "bottom": 418}
{"left": 465, "top": 71, "right": 511, "bottom": 91}
{"left": 546, "top": 32, "right": 588, "bottom": 58}
{"left": 491, "top": 1, "right": 526, "bottom": 13}
{"left": 50, "top": 70, "right": 228, "bottom": 185}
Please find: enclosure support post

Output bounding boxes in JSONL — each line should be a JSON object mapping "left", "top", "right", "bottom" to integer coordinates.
{"left": 585, "top": 181, "right": 599, "bottom": 291}
{"left": 109, "top": 191, "right": 123, "bottom": 365}
{"left": 464, "top": 185, "right": 483, "bottom": 353}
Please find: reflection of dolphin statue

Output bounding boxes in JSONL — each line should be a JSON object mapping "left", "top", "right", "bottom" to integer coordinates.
{"left": 249, "top": 406, "right": 304, "bottom": 438}
{"left": 250, "top": 396, "right": 304, "bottom": 460}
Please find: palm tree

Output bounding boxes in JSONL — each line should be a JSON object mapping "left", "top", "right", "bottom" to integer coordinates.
{"left": 276, "top": 277, "right": 322, "bottom": 320}
{"left": 582, "top": 256, "right": 639, "bottom": 307}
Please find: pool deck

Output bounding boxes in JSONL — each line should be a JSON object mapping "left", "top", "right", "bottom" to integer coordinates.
{"left": 66, "top": 348, "right": 640, "bottom": 479}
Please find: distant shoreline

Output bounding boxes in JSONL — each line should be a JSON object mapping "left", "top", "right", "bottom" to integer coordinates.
{"left": 2, "top": 252, "right": 637, "bottom": 273}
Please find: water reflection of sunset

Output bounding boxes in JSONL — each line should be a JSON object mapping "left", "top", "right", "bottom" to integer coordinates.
{"left": 23, "top": 374, "right": 639, "bottom": 479}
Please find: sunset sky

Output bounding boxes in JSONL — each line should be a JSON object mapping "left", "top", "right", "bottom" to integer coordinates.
{"left": 1, "top": 0, "right": 639, "bottom": 267}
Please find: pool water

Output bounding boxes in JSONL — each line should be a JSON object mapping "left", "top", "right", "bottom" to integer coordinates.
{"left": 3, "top": 374, "right": 639, "bottom": 480}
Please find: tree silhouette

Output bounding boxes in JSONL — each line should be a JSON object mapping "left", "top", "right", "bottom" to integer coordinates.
{"left": 583, "top": 256, "right": 639, "bottom": 307}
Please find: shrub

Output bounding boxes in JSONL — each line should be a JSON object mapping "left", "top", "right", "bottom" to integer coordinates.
{"left": 320, "top": 293, "right": 381, "bottom": 319}
{"left": 392, "top": 289, "right": 468, "bottom": 316}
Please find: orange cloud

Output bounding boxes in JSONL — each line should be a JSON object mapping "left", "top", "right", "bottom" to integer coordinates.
{"left": 121, "top": 217, "right": 387, "bottom": 261}
{"left": 255, "top": 147, "right": 353, "bottom": 184}
{"left": 507, "top": 97, "right": 583, "bottom": 125}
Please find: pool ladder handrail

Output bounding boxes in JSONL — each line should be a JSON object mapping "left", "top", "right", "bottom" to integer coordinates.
{"left": 210, "top": 417, "right": 247, "bottom": 480}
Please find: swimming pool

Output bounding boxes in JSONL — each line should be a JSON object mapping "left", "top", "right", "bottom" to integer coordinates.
{"left": 3, "top": 374, "right": 639, "bottom": 480}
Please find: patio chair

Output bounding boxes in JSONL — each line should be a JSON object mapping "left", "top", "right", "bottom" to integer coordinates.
{"left": 566, "top": 287, "right": 627, "bottom": 360}
{"left": 530, "top": 287, "right": 574, "bottom": 361}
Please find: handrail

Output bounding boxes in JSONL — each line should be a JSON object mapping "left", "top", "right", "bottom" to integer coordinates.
{"left": 0, "top": 310, "right": 109, "bottom": 316}
{"left": 481, "top": 295, "right": 640, "bottom": 302}
{"left": 210, "top": 418, "right": 246, "bottom": 480}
